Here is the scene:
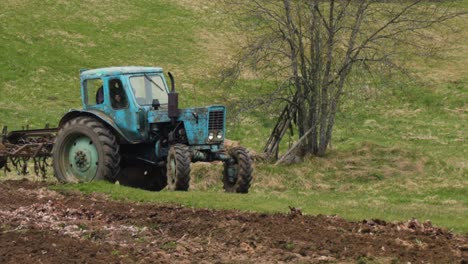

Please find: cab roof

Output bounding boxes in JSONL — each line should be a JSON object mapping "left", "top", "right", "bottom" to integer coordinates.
{"left": 80, "top": 66, "right": 163, "bottom": 79}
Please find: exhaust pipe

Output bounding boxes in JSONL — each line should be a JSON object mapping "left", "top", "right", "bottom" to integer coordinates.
{"left": 167, "top": 72, "right": 179, "bottom": 122}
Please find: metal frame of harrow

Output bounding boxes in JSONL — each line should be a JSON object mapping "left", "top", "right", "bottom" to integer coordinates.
{"left": 0, "top": 126, "right": 57, "bottom": 178}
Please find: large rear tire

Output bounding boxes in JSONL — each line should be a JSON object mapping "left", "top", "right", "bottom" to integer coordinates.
{"left": 52, "top": 117, "right": 120, "bottom": 183}
{"left": 167, "top": 144, "right": 190, "bottom": 191}
{"left": 117, "top": 165, "right": 167, "bottom": 191}
{"left": 223, "top": 147, "right": 253, "bottom": 193}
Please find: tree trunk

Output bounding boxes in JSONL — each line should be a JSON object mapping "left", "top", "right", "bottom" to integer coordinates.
{"left": 263, "top": 95, "right": 297, "bottom": 160}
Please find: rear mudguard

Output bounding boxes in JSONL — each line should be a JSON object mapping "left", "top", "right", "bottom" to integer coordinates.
{"left": 58, "top": 110, "right": 138, "bottom": 144}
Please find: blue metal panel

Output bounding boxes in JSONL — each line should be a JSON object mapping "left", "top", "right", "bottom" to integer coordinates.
{"left": 104, "top": 76, "right": 146, "bottom": 141}
{"left": 79, "top": 71, "right": 152, "bottom": 143}
{"left": 148, "top": 108, "right": 202, "bottom": 145}
{"left": 182, "top": 108, "right": 209, "bottom": 145}
{"left": 58, "top": 110, "right": 139, "bottom": 143}
{"left": 147, "top": 105, "right": 226, "bottom": 146}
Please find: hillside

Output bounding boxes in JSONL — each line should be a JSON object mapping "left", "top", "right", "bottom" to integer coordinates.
{"left": 0, "top": 0, "right": 226, "bottom": 127}
{"left": 0, "top": 0, "right": 467, "bottom": 234}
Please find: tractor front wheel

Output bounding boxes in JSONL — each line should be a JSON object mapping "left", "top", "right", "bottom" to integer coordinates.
{"left": 223, "top": 147, "right": 253, "bottom": 193}
{"left": 52, "top": 117, "right": 120, "bottom": 183}
{"left": 167, "top": 144, "right": 190, "bottom": 191}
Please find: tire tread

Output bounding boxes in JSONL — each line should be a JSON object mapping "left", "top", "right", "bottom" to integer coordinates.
{"left": 223, "top": 146, "right": 253, "bottom": 193}
{"left": 52, "top": 116, "right": 120, "bottom": 182}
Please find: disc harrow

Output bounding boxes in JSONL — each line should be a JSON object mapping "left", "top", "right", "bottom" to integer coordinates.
{"left": 0, "top": 125, "right": 57, "bottom": 178}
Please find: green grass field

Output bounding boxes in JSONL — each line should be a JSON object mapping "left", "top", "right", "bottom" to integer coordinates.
{"left": 1, "top": 1, "right": 466, "bottom": 233}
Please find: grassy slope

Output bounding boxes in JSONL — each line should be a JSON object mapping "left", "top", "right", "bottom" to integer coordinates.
{"left": 0, "top": 0, "right": 217, "bottom": 127}
{"left": 1, "top": 1, "right": 467, "bottom": 232}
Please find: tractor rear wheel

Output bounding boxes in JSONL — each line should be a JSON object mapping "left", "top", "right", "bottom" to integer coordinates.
{"left": 117, "top": 165, "right": 167, "bottom": 191}
{"left": 167, "top": 144, "right": 190, "bottom": 191}
{"left": 223, "top": 147, "right": 253, "bottom": 193}
{"left": 52, "top": 117, "right": 120, "bottom": 183}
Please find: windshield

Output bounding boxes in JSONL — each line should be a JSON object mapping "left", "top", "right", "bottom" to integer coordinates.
{"left": 129, "top": 74, "right": 168, "bottom": 106}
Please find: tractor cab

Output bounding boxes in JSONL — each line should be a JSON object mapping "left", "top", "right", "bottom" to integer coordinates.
{"left": 79, "top": 67, "right": 170, "bottom": 142}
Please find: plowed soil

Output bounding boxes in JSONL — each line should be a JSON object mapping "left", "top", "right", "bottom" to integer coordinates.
{"left": 0, "top": 180, "right": 466, "bottom": 263}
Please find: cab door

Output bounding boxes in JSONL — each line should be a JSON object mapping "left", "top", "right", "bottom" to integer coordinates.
{"left": 104, "top": 76, "right": 143, "bottom": 142}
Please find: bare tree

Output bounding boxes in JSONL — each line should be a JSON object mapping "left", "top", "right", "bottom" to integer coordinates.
{"left": 223, "top": 0, "right": 464, "bottom": 161}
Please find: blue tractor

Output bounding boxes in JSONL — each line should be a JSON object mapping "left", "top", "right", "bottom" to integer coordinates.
{"left": 51, "top": 67, "right": 253, "bottom": 193}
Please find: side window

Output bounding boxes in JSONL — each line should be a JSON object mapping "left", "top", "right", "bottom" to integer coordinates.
{"left": 85, "top": 79, "right": 104, "bottom": 105}
{"left": 109, "top": 79, "right": 128, "bottom": 109}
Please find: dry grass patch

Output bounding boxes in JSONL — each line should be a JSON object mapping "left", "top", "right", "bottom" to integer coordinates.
{"left": 251, "top": 171, "right": 287, "bottom": 191}
{"left": 43, "top": 30, "right": 96, "bottom": 49}
{"left": 406, "top": 14, "right": 468, "bottom": 84}
{"left": 196, "top": 30, "right": 235, "bottom": 71}
{"left": 249, "top": 142, "right": 429, "bottom": 192}
{"left": 54, "top": 0, "right": 138, "bottom": 23}
{"left": 384, "top": 107, "right": 423, "bottom": 118}
{"left": 172, "top": 0, "right": 216, "bottom": 12}
{"left": 338, "top": 142, "right": 425, "bottom": 179}
{"left": 190, "top": 162, "right": 223, "bottom": 191}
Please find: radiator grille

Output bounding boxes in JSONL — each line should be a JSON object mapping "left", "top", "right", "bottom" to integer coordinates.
{"left": 208, "top": 110, "right": 224, "bottom": 131}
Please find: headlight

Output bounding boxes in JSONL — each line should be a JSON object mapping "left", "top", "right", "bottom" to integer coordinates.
{"left": 216, "top": 131, "right": 223, "bottom": 139}
{"left": 208, "top": 132, "right": 214, "bottom": 140}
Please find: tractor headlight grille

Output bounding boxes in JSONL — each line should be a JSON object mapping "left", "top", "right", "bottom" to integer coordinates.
{"left": 208, "top": 110, "right": 224, "bottom": 131}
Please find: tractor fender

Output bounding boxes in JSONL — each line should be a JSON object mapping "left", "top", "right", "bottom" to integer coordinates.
{"left": 58, "top": 110, "right": 135, "bottom": 144}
